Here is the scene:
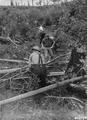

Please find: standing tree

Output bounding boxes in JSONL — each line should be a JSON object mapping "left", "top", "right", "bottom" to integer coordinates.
{"left": 38, "top": 0, "right": 43, "bottom": 6}
{"left": 27, "top": 1, "right": 30, "bottom": 6}
{"left": 47, "top": 0, "right": 50, "bottom": 5}
{"left": 32, "top": 0, "right": 33, "bottom": 6}
{"left": 50, "top": 0, "right": 61, "bottom": 5}
{"left": 15, "top": 2, "right": 18, "bottom": 6}
{"left": 21, "top": 0, "right": 23, "bottom": 6}
{"left": 10, "top": 0, "right": 14, "bottom": 6}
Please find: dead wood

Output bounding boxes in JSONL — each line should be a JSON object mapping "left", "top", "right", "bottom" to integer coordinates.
{"left": 0, "top": 75, "right": 86, "bottom": 105}
{"left": 45, "top": 96, "right": 84, "bottom": 104}
{"left": 48, "top": 71, "right": 65, "bottom": 76}
{"left": 46, "top": 52, "right": 70, "bottom": 65}
{"left": 0, "top": 36, "right": 18, "bottom": 46}
{"left": 0, "top": 59, "right": 27, "bottom": 63}
{"left": 0, "top": 68, "right": 21, "bottom": 74}
{"left": 0, "top": 77, "right": 29, "bottom": 82}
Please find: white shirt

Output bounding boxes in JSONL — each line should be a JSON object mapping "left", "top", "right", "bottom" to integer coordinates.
{"left": 28, "top": 51, "right": 45, "bottom": 66}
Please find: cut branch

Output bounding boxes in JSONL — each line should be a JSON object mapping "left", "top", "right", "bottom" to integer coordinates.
{"left": 57, "top": 75, "right": 87, "bottom": 86}
{"left": 46, "top": 52, "right": 70, "bottom": 65}
{"left": 0, "top": 77, "right": 29, "bottom": 82}
{"left": 0, "top": 71, "right": 65, "bottom": 82}
{"left": 48, "top": 71, "right": 65, "bottom": 76}
{"left": 0, "top": 36, "right": 10, "bottom": 42}
{"left": 0, "top": 36, "right": 18, "bottom": 46}
{"left": 0, "top": 59, "right": 27, "bottom": 63}
{"left": 45, "top": 96, "right": 84, "bottom": 104}
{"left": 0, "top": 68, "right": 21, "bottom": 74}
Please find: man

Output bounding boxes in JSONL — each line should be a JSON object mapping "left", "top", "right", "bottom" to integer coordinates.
{"left": 29, "top": 45, "right": 47, "bottom": 88}
{"left": 41, "top": 35, "right": 54, "bottom": 62}
{"left": 38, "top": 25, "right": 46, "bottom": 47}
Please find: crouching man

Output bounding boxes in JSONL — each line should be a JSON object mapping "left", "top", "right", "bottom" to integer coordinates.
{"left": 28, "top": 45, "right": 47, "bottom": 88}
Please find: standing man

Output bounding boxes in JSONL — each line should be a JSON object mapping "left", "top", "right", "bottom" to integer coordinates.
{"left": 28, "top": 45, "right": 47, "bottom": 88}
{"left": 37, "top": 25, "right": 54, "bottom": 62}
{"left": 37, "top": 25, "right": 46, "bottom": 47}
{"left": 41, "top": 35, "right": 54, "bottom": 62}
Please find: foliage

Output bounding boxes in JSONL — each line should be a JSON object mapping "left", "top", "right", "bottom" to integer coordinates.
{"left": 0, "top": 0, "right": 87, "bottom": 58}
{"left": 0, "top": 0, "right": 87, "bottom": 93}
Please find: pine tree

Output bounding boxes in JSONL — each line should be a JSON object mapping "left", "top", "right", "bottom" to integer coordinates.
{"left": 27, "top": 1, "right": 30, "bottom": 6}
{"left": 32, "top": 0, "right": 33, "bottom": 6}
{"left": 10, "top": 0, "right": 14, "bottom": 6}
{"left": 15, "top": 2, "right": 18, "bottom": 6}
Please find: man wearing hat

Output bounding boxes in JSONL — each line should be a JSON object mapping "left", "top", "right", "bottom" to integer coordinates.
{"left": 41, "top": 35, "right": 54, "bottom": 62}
{"left": 28, "top": 45, "right": 47, "bottom": 88}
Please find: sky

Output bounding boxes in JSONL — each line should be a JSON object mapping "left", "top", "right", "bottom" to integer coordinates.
{"left": 0, "top": 0, "right": 72, "bottom": 6}
{"left": 0, "top": 0, "right": 31, "bottom": 6}
{"left": 0, "top": 0, "right": 48, "bottom": 6}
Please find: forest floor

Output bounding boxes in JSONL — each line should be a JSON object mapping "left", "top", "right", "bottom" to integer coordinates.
{"left": 0, "top": 100, "right": 87, "bottom": 120}
{"left": 0, "top": 45, "right": 86, "bottom": 120}
{"left": 0, "top": 87, "right": 86, "bottom": 120}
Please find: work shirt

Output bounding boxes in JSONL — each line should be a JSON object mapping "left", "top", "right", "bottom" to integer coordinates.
{"left": 41, "top": 45, "right": 53, "bottom": 62}
{"left": 28, "top": 51, "right": 45, "bottom": 66}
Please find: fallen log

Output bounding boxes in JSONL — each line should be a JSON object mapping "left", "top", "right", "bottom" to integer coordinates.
{"left": 48, "top": 71, "right": 65, "bottom": 76}
{"left": 0, "top": 68, "right": 21, "bottom": 74}
{"left": 0, "top": 59, "right": 27, "bottom": 63}
{"left": 0, "top": 36, "right": 18, "bottom": 46}
{"left": 58, "top": 75, "right": 87, "bottom": 86}
{"left": 46, "top": 52, "right": 70, "bottom": 65}
{"left": 45, "top": 96, "right": 84, "bottom": 104}
{"left": 0, "top": 58, "right": 68, "bottom": 65}
{"left": 0, "top": 77, "right": 29, "bottom": 82}
{"left": 0, "top": 75, "right": 87, "bottom": 106}
{"left": 0, "top": 65, "right": 28, "bottom": 80}
{"left": 0, "top": 84, "right": 57, "bottom": 106}
{"left": 0, "top": 36, "right": 10, "bottom": 44}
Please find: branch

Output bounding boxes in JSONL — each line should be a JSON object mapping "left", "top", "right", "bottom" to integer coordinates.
{"left": 0, "top": 77, "right": 29, "bottom": 82}
{"left": 0, "top": 68, "right": 21, "bottom": 74}
{"left": 0, "top": 65, "right": 28, "bottom": 80}
{"left": 45, "top": 96, "right": 84, "bottom": 104}
{"left": 46, "top": 52, "right": 70, "bottom": 65}
{"left": 48, "top": 71, "right": 65, "bottom": 76}
{"left": 8, "top": 37, "right": 18, "bottom": 46}
{"left": 0, "top": 59, "right": 27, "bottom": 63}
{"left": 57, "top": 75, "right": 87, "bottom": 86}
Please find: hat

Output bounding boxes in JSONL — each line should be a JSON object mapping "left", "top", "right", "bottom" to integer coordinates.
{"left": 49, "top": 36, "right": 54, "bottom": 39}
{"left": 39, "top": 25, "right": 44, "bottom": 31}
{"left": 32, "top": 46, "right": 40, "bottom": 52}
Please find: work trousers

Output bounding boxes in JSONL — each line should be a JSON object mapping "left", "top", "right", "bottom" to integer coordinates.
{"left": 30, "top": 64, "right": 47, "bottom": 88}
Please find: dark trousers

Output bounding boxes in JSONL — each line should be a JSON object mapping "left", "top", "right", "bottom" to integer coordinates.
{"left": 38, "top": 72, "right": 47, "bottom": 88}
{"left": 30, "top": 64, "right": 47, "bottom": 88}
